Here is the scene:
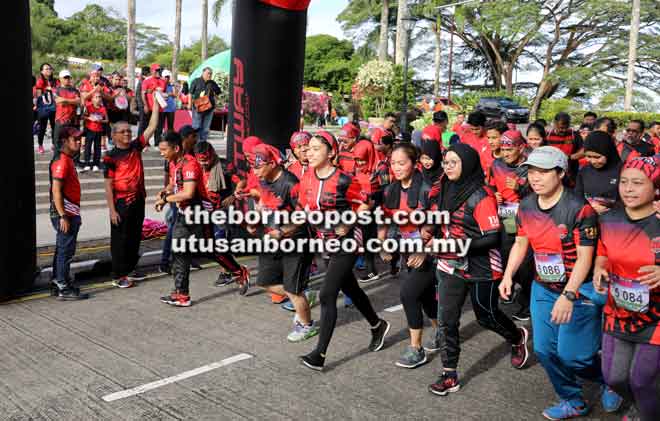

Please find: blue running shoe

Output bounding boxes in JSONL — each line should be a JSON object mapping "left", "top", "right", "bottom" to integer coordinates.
{"left": 355, "top": 255, "right": 365, "bottom": 270}
{"left": 542, "top": 400, "right": 589, "bottom": 420}
{"left": 281, "top": 300, "right": 295, "bottom": 312}
{"left": 344, "top": 295, "right": 353, "bottom": 308}
{"left": 600, "top": 385, "right": 623, "bottom": 413}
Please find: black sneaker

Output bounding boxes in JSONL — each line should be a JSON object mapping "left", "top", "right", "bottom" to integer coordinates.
{"left": 214, "top": 272, "right": 234, "bottom": 287}
{"left": 390, "top": 265, "right": 400, "bottom": 276}
{"left": 56, "top": 287, "right": 89, "bottom": 301}
{"left": 300, "top": 352, "right": 325, "bottom": 371}
{"left": 428, "top": 372, "right": 461, "bottom": 396}
{"left": 358, "top": 272, "right": 380, "bottom": 284}
{"left": 128, "top": 270, "right": 147, "bottom": 281}
{"left": 368, "top": 319, "right": 391, "bottom": 352}
{"left": 512, "top": 306, "right": 531, "bottom": 322}
{"left": 191, "top": 261, "right": 203, "bottom": 271}
{"left": 158, "top": 265, "right": 171, "bottom": 275}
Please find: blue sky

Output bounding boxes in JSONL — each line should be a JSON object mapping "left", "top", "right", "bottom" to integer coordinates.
{"left": 54, "top": 1, "right": 349, "bottom": 46}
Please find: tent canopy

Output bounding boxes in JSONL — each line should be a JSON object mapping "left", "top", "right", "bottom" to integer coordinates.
{"left": 189, "top": 49, "right": 231, "bottom": 82}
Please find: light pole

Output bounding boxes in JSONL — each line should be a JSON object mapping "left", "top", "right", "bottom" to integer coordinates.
{"left": 400, "top": 16, "right": 418, "bottom": 138}
{"left": 624, "top": 0, "right": 640, "bottom": 111}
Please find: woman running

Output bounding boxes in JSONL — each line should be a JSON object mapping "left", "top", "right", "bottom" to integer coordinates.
{"left": 287, "top": 131, "right": 311, "bottom": 180}
{"left": 419, "top": 137, "right": 444, "bottom": 188}
{"left": 594, "top": 156, "right": 660, "bottom": 421}
{"left": 353, "top": 139, "right": 380, "bottom": 283}
{"left": 575, "top": 131, "right": 622, "bottom": 215}
{"left": 380, "top": 143, "right": 438, "bottom": 368}
{"left": 526, "top": 122, "right": 547, "bottom": 150}
{"left": 298, "top": 130, "right": 390, "bottom": 371}
{"left": 428, "top": 144, "right": 528, "bottom": 396}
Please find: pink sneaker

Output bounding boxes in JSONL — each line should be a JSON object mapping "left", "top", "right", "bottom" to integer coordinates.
{"left": 38, "top": 146, "right": 45, "bottom": 154}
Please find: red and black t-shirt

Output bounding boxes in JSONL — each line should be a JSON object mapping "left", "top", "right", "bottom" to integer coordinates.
{"left": 201, "top": 165, "right": 222, "bottom": 211}
{"left": 287, "top": 160, "right": 307, "bottom": 180}
{"left": 54, "top": 86, "right": 80, "bottom": 124}
{"left": 488, "top": 158, "right": 529, "bottom": 203}
{"left": 257, "top": 170, "right": 307, "bottom": 238}
{"left": 436, "top": 187, "right": 503, "bottom": 282}
{"left": 516, "top": 189, "right": 598, "bottom": 293}
{"left": 297, "top": 168, "right": 366, "bottom": 240}
{"left": 169, "top": 154, "right": 207, "bottom": 210}
{"left": 84, "top": 103, "right": 107, "bottom": 132}
{"left": 370, "top": 157, "right": 394, "bottom": 206}
{"left": 49, "top": 152, "right": 81, "bottom": 217}
{"left": 382, "top": 175, "right": 432, "bottom": 235}
{"left": 35, "top": 77, "right": 59, "bottom": 93}
{"left": 574, "top": 164, "right": 621, "bottom": 209}
{"left": 103, "top": 135, "right": 147, "bottom": 204}
{"left": 617, "top": 141, "right": 655, "bottom": 163}
{"left": 337, "top": 147, "right": 356, "bottom": 175}
{"left": 547, "top": 128, "right": 581, "bottom": 157}
{"left": 598, "top": 207, "right": 660, "bottom": 345}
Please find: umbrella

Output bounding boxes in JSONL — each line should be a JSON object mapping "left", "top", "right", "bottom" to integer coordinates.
{"left": 188, "top": 50, "right": 231, "bottom": 82}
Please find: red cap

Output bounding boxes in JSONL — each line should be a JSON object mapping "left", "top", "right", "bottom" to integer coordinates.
{"left": 150, "top": 63, "right": 161, "bottom": 72}
{"left": 371, "top": 128, "right": 395, "bottom": 146}
{"left": 313, "top": 130, "right": 339, "bottom": 157}
{"left": 290, "top": 131, "right": 312, "bottom": 150}
{"left": 254, "top": 144, "right": 283, "bottom": 167}
{"left": 243, "top": 136, "right": 265, "bottom": 155}
{"left": 501, "top": 130, "right": 524, "bottom": 147}
{"left": 623, "top": 156, "right": 660, "bottom": 188}
{"left": 339, "top": 123, "right": 360, "bottom": 140}
{"left": 422, "top": 125, "right": 443, "bottom": 142}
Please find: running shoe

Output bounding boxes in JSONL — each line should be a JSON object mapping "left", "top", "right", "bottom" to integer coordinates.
{"left": 287, "top": 320, "right": 319, "bottom": 343}
{"left": 271, "top": 293, "right": 288, "bottom": 304}
{"left": 395, "top": 346, "right": 428, "bottom": 368}
{"left": 358, "top": 272, "right": 380, "bottom": 284}
{"left": 214, "top": 272, "right": 234, "bottom": 287}
{"left": 423, "top": 329, "right": 442, "bottom": 353}
{"left": 82, "top": 166, "right": 91, "bottom": 172}
{"left": 390, "top": 265, "right": 400, "bottom": 276}
{"left": 237, "top": 266, "right": 250, "bottom": 296}
{"left": 343, "top": 295, "right": 354, "bottom": 308}
{"left": 158, "top": 265, "right": 171, "bottom": 275}
{"left": 621, "top": 405, "right": 641, "bottom": 421}
{"left": 511, "top": 327, "right": 529, "bottom": 369}
{"left": 512, "top": 305, "right": 531, "bottom": 321}
{"left": 600, "top": 385, "right": 623, "bottom": 413}
{"left": 542, "top": 400, "right": 589, "bottom": 420}
{"left": 112, "top": 277, "right": 134, "bottom": 289}
{"left": 368, "top": 319, "right": 391, "bottom": 352}
{"left": 160, "top": 291, "right": 191, "bottom": 307}
{"left": 92, "top": 165, "right": 100, "bottom": 172}
{"left": 428, "top": 372, "right": 460, "bottom": 396}
{"left": 128, "top": 270, "right": 147, "bottom": 281}
{"left": 191, "top": 261, "right": 203, "bottom": 271}
{"left": 354, "top": 255, "right": 366, "bottom": 270}
{"left": 300, "top": 352, "right": 325, "bottom": 371}
{"left": 38, "top": 145, "right": 45, "bottom": 154}
{"left": 305, "top": 289, "right": 319, "bottom": 308}
{"left": 56, "top": 287, "right": 89, "bottom": 301}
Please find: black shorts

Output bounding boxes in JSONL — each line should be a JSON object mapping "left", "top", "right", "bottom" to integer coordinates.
{"left": 257, "top": 252, "right": 313, "bottom": 295}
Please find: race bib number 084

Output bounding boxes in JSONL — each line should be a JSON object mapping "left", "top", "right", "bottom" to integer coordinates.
{"left": 534, "top": 253, "right": 566, "bottom": 283}
{"left": 610, "top": 274, "right": 649, "bottom": 313}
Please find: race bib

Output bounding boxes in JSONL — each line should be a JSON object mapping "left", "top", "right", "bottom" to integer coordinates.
{"left": 534, "top": 253, "right": 566, "bottom": 283}
{"left": 498, "top": 201, "right": 519, "bottom": 219}
{"left": 610, "top": 273, "right": 649, "bottom": 313}
{"left": 401, "top": 230, "right": 421, "bottom": 240}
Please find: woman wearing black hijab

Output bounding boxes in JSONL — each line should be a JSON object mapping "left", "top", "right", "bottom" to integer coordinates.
{"left": 420, "top": 139, "right": 444, "bottom": 187}
{"left": 575, "top": 131, "right": 622, "bottom": 214}
{"left": 428, "top": 144, "right": 528, "bottom": 397}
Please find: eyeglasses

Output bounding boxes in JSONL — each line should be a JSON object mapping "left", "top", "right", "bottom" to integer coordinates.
{"left": 441, "top": 160, "right": 460, "bottom": 169}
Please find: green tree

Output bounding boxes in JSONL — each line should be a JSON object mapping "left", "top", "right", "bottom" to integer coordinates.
{"left": 303, "top": 34, "right": 368, "bottom": 95}
{"left": 142, "top": 36, "right": 229, "bottom": 74}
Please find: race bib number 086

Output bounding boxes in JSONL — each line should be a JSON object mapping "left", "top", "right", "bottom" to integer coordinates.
{"left": 610, "top": 274, "right": 649, "bottom": 313}
{"left": 534, "top": 253, "right": 566, "bottom": 283}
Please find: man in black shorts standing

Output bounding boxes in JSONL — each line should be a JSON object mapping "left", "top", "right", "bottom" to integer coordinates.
{"left": 247, "top": 143, "right": 319, "bottom": 342}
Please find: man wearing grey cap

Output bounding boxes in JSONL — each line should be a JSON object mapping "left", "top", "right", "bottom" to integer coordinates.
{"left": 498, "top": 146, "right": 622, "bottom": 419}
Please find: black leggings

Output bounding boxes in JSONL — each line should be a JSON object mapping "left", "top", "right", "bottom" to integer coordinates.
{"left": 500, "top": 230, "right": 533, "bottom": 307}
{"left": 37, "top": 112, "right": 55, "bottom": 146}
{"left": 361, "top": 222, "right": 377, "bottom": 273}
{"left": 437, "top": 272, "right": 522, "bottom": 369}
{"left": 315, "top": 252, "right": 380, "bottom": 355}
{"left": 400, "top": 258, "right": 437, "bottom": 330}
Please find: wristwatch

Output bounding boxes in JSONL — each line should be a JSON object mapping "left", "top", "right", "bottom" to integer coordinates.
{"left": 561, "top": 290, "right": 577, "bottom": 302}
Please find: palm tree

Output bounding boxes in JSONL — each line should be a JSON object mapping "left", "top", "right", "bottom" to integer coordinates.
{"left": 127, "top": 0, "right": 136, "bottom": 89}
{"left": 395, "top": 0, "right": 409, "bottom": 65}
{"left": 172, "top": 0, "right": 182, "bottom": 81}
{"left": 201, "top": 0, "right": 208, "bottom": 60}
{"left": 378, "top": 0, "right": 389, "bottom": 61}
{"left": 212, "top": 0, "right": 228, "bottom": 26}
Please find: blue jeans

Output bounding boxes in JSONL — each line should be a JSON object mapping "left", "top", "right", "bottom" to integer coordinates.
{"left": 50, "top": 215, "right": 81, "bottom": 289}
{"left": 161, "top": 204, "right": 177, "bottom": 267}
{"left": 192, "top": 109, "right": 213, "bottom": 142}
{"left": 531, "top": 281, "right": 604, "bottom": 401}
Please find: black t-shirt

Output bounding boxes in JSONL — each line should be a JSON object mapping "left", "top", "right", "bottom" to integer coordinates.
{"left": 574, "top": 163, "right": 621, "bottom": 209}
{"left": 190, "top": 78, "right": 221, "bottom": 109}
{"left": 257, "top": 170, "right": 307, "bottom": 239}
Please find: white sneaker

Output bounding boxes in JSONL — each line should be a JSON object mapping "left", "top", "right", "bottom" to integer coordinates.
{"left": 92, "top": 165, "right": 100, "bottom": 172}
{"left": 82, "top": 166, "right": 91, "bottom": 172}
{"left": 287, "top": 320, "right": 319, "bottom": 343}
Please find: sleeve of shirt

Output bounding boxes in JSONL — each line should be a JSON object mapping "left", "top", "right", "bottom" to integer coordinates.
{"left": 132, "top": 135, "right": 147, "bottom": 150}
{"left": 473, "top": 193, "right": 501, "bottom": 234}
{"left": 103, "top": 155, "right": 116, "bottom": 179}
{"left": 574, "top": 171, "right": 585, "bottom": 199}
{"left": 515, "top": 207, "right": 526, "bottom": 237}
{"left": 288, "top": 183, "right": 300, "bottom": 209}
{"left": 51, "top": 158, "right": 69, "bottom": 180}
{"left": 576, "top": 204, "right": 598, "bottom": 247}
{"left": 596, "top": 237, "right": 608, "bottom": 257}
{"left": 182, "top": 160, "right": 201, "bottom": 182}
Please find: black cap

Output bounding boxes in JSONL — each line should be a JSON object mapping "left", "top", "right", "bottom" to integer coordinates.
{"left": 432, "top": 111, "right": 448, "bottom": 123}
{"left": 467, "top": 111, "right": 486, "bottom": 127}
{"left": 179, "top": 125, "right": 198, "bottom": 138}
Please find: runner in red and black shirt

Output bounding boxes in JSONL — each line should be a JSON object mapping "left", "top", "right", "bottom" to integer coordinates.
{"left": 499, "top": 146, "right": 620, "bottom": 418}
{"left": 428, "top": 143, "right": 528, "bottom": 397}
{"left": 370, "top": 112, "right": 396, "bottom": 161}
{"left": 380, "top": 143, "right": 438, "bottom": 369}
{"left": 594, "top": 156, "right": 660, "bottom": 421}
{"left": 298, "top": 130, "right": 389, "bottom": 371}
{"left": 488, "top": 129, "right": 533, "bottom": 318}
{"left": 35, "top": 63, "right": 59, "bottom": 153}
{"left": 459, "top": 111, "right": 491, "bottom": 176}
{"left": 336, "top": 122, "right": 361, "bottom": 174}
{"left": 575, "top": 131, "right": 622, "bottom": 214}
{"left": 53, "top": 70, "right": 80, "bottom": 149}
{"left": 286, "top": 131, "right": 311, "bottom": 180}
{"left": 617, "top": 119, "right": 655, "bottom": 163}
{"left": 103, "top": 97, "right": 160, "bottom": 288}
{"left": 247, "top": 143, "right": 319, "bottom": 343}
{"left": 482, "top": 120, "right": 507, "bottom": 179}
{"left": 49, "top": 127, "right": 87, "bottom": 300}
{"left": 546, "top": 112, "right": 583, "bottom": 186}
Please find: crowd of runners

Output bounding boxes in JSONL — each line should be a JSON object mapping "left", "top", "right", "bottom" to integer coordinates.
{"left": 39, "top": 62, "right": 660, "bottom": 420}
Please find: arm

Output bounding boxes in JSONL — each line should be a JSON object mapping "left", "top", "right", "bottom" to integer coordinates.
{"left": 141, "top": 86, "right": 150, "bottom": 113}
{"left": 551, "top": 245, "right": 594, "bottom": 324}
{"left": 51, "top": 180, "right": 70, "bottom": 233}
{"left": 593, "top": 255, "right": 610, "bottom": 294}
{"left": 142, "top": 95, "right": 160, "bottom": 143}
{"left": 499, "top": 235, "right": 530, "bottom": 299}
{"left": 104, "top": 179, "right": 120, "bottom": 225}
{"left": 165, "top": 179, "right": 196, "bottom": 203}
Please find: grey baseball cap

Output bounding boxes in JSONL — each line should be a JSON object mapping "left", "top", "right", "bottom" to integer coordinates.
{"left": 522, "top": 146, "right": 568, "bottom": 171}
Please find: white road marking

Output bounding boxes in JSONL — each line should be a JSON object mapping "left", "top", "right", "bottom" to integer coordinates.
{"left": 102, "top": 353, "right": 253, "bottom": 402}
{"left": 384, "top": 304, "right": 403, "bottom": 313}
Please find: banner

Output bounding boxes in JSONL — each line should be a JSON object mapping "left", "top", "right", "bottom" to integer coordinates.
{"left": 228, "top": 0, "right": 310, "bottom": 176}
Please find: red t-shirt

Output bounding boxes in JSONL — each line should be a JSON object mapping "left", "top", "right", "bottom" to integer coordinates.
{"left": 169, "top": 154, "right": 207, "bottom": 210}
{"left": 50, "top": 152, "right": 81, "bottom": 217}
{"left": 78, "top": 79, "right": 107, "bottom": 108}
{"left": 103, "top": 135, "right": 148, "bottom": 204}
{"left": 288, "top": 160, "right": 307, "bottom": 180}
{"left": 35, "top": 77, "right": 59, "bottom": 93}
{"left": 547, "top": 129, "right": 580, "bottom": 157}
{"left": 84, "top": 104, "right": 107, "bottom": 132}
{"left": 337, "top": 148, "right": 356, "bottom": 175}
{"left": 142, "top": 76, "right": 168, "bottom": 110}
{"left": 598, "top": 208, "right": 660, "bottom": 345}
{"left": 54, "top": 86, "right": 80, "bottom": 124}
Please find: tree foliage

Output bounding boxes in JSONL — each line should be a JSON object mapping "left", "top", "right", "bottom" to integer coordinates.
{"left": 142, "top": 36, "right": 229, "bottom": 73}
